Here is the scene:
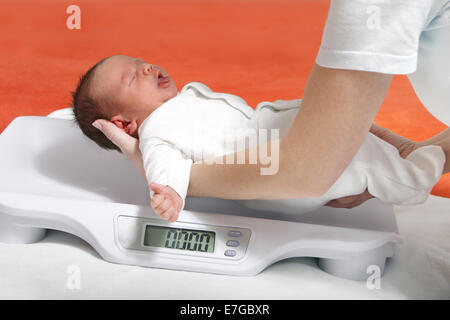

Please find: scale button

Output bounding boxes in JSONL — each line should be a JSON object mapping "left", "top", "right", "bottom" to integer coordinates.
{"left": 224, "top": 250, "right": 237, "bottom": 257}
{"left": 226, "top": 240, "right": 240, "bottom": 247}
{"left": 228, "top": 230, "right": 242, "bottom": 238}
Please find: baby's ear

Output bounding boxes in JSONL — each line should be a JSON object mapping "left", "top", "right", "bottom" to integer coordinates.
{"left": 109, "top": 116, "right": 138, "bottom": 137}
{"left": 110, "top": 115, "right": 126, "bottom": 130}
{"left": 126, "top": 121, "right": 139, "bottom": 138}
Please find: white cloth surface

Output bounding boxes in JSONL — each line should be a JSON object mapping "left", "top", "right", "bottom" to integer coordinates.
{"left": 139, "top": 82, "right": 445, "bottom": 214}
{"left": 0, "top": 195, "right": 448, "bottom": 299}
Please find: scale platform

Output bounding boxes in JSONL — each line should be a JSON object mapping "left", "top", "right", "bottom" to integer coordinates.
{"left": 0, "top": 116, "right": 400, "bottom": 280}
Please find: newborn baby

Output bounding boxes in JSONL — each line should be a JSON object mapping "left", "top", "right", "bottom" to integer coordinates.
{"left": 72, "top": 55, "right": 446, "bottom": 222}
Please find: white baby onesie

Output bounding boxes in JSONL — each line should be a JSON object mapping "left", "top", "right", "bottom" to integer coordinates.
{"left": 138, "top": 82, "right": 445, "bottom": 214}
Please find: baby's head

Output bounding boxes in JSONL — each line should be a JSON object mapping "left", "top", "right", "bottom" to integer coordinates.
{"left": 72, "top": 54, "right": 178, "bottom": 152}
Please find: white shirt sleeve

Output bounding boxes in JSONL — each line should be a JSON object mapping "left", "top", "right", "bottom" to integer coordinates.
{"left": 316, "top": 0, "right": 439, "bottom": 74}
{"left": 139, "top": 137, "right": 193, "bottom": 210}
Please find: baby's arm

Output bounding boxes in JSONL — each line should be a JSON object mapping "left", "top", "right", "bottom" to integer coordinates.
{"left": 140, "top": 137, "right": 193, "bottom": 222}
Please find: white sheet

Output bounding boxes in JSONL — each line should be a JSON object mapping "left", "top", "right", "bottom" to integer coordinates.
{"left": 1, "top": 195, "right": 448, "bottom": 299}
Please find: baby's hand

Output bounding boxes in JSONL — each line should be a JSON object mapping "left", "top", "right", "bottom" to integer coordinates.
{"left": 149, "top": 183, "right": 183, "bottom": 222}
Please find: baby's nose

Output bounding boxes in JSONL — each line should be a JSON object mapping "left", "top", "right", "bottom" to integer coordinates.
{"left": 143, "top": 64, "right": 154, "bottom": 75}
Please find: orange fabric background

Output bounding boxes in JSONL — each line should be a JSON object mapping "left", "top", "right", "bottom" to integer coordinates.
{"left": 0, "top": 0, "right": 448, "bottom": 197}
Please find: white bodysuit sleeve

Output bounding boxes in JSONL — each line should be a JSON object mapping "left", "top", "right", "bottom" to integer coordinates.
{"left": 140, "top": 137, "right": 193, "bottom": 209}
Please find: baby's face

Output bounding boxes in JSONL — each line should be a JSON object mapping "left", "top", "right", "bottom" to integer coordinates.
{"left": 91, "top": 55, "right": 178, "bottom": 124}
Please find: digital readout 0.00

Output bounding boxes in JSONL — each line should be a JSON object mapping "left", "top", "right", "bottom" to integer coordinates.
{"left": 143, "top": 225, "right": 215, "bottom": 253}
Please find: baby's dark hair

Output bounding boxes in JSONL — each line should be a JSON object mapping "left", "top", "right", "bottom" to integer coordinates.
{"left": 71, "top": 56, "right": 121, "bottom": 152}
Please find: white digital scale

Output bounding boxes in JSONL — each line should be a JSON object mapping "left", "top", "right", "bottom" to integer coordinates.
{"left": 0, "top": 115, "right": 400, "bottom": 280}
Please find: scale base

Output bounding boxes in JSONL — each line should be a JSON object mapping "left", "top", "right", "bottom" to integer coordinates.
{"left": 0, "top": 208, "right": 395, "bottom": 281}
{"left": 0, "top": 214, "right": 47, "bottom": 244}
{"left": 317, "top": 243, "right": 394, "bottom": 281}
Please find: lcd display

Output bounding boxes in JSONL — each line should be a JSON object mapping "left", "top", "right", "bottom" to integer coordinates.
{"left": 143, "top": 225, "right": 215, "bottom": 253}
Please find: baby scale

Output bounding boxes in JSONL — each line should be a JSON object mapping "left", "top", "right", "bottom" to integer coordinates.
{"left": 0, "top": 115, "right": 400, "bottom": 280}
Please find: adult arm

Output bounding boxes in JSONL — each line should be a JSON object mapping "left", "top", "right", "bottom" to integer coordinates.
{"left": 187, "top": 64, "right": 392, "bottom": 199}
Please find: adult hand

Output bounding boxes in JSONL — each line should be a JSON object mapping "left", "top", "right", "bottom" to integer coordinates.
{"left": 325, "top": 189, "right": 374, "bottom": 209}
{"left": 325, "top": 123, "right": 418, "bottom": 209}
{"left": 368, "top": 123, "right": 418, "bottom": 158}
{"left": 92, "top": 119, "right": 146, "bottom": 178}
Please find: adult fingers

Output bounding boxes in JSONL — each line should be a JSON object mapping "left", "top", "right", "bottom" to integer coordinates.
{"left": 92, "top": 119, "right": 138, "bottom": 155}
{"left": 369, "top": 123, "right": 417, "bottom": 158}
{"left": 326, "top": 199, "right": 363, "bottom": 209}
{"left": 326, "top": 195, "right": 360, "bottom": 207}
{"left": 325, "top": 189, "right": 373, "bottom": 209}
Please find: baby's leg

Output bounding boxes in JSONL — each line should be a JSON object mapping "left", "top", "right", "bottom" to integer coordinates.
{"left": 417, "top": 128, "right": 450, "bottom": 174}
{"left": 350, "top": 132, "right": 446, "bottom": 205}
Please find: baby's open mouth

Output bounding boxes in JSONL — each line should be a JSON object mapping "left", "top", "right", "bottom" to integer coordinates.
{"left": 157, "top": 72, "right": 170, "bottom": 87}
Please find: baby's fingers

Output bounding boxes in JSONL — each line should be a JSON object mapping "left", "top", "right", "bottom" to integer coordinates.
{"left": 160, "top": 208, "right": 176, "bottom": 221}
{"left": 167, "top": 209, "right": 180, "bottom": 223}
{"left": 155, "top": 198, "right": 172, "bottom": 214}
{"left": 151, "top": 194, "right": 164, "bottom": 210}
{"left": 150, "top": 183, "right": 168, "bottom": 195}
